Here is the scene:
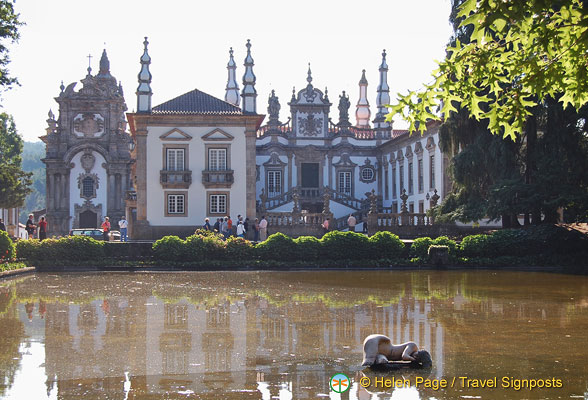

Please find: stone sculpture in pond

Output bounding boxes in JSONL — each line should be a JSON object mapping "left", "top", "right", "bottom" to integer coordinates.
{"left": 362, "top": 334, "right": 433, "bottom": 370}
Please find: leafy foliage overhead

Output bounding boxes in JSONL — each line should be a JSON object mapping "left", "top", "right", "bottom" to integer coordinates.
{"left": 389, "top": 0, "right": 588, "bottom": 139}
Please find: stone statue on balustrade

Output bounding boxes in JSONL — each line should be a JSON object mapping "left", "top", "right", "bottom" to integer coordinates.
{"left": 267, "top": 90, "right": 281, "bottom": 127}
{"left": 337, "top": 91, "right": 351, "bottom": 128}
{"left": 259, "top": 188, "right": 267, "bottom": 213}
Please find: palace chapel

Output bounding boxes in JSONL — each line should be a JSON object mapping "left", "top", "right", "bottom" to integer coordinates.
{"left": 43, "top": 39, "right": 449, "bottom": 239}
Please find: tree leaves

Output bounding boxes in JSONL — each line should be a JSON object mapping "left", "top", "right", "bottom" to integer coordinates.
{"left": 388, "top": 0, "right": 588, "bottom": 140}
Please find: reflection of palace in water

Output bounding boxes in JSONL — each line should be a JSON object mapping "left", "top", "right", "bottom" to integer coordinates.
{"left": 21, "top": 294, "right": 445, "bottom": 399}
{"left": 4, "top": 271, "right": 588, "bottom": 399}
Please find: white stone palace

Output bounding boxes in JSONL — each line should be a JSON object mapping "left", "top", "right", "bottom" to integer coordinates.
{"left": 44, "top": 39, "right": 449, "bottom": 239}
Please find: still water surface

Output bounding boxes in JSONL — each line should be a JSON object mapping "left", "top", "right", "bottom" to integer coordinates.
{"left": 0, "top": 270, "right": 587, "bottom": 399}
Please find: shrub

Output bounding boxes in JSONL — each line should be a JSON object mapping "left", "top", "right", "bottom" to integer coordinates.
{"left": 153, "top": 235, "right": 186, "bottom": 261}
{"left": 432, "top": 236, "right": 457, "bottom": 257}
{"left": 0, "top": 230, "right": 15, "bottom": 261}
{"left": 294, "top": 236, "right": 322, "bottom": 261}
{"left": 410, "top": 237, "right": 434, "bottom": 259}
{"left": 185, "top": 233, "right": 225, "bottom": 261}
{"left": 16, "top": 236, "right": 103, "bottom": 264}
{"left": 321, "top": 231, "right": 370, "bottom": 260}
{"left": 255, "top": 232, "right": 297, "bottom": 261}
{"left": 225, "top": 236, "right": 254, "bottom": 259}
{"left": 369, "top": 231, "right": 404, "bottom": 259}
{"left": 460, "top": 234, "right": 491, "bottom": 257}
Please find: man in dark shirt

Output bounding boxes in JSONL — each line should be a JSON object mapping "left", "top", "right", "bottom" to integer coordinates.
{"left": 25, "top": 214, "right": 36, "bottom": 239}
{"left": 0, "top": 218, "right": 6, "bottom": 232}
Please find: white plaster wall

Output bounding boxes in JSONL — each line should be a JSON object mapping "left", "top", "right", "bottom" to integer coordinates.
{"left": 256, "top": 155, "right": 270, "bottom": 200}
{"left": 69, "top": 150, "right": 108, "bottom": 229}
{"left": 145, "top": 125, "right": 248, "bottom": 225}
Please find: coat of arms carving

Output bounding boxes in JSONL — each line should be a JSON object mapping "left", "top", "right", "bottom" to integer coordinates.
{"left": 80, "top": 150, "right": 96, "bottom": 173}
{"left": 73, "top": 113, "right": 105, "bottom": 137}
{"left": 298, "top": 113, "right": 323, "bottom": 137}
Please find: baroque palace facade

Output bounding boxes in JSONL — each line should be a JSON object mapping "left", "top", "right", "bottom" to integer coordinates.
{"left": 44, "top": 39, "right": 448, "bottom": 239}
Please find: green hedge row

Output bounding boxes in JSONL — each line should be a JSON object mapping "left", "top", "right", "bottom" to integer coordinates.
{"left": 11, "top": 225, "right": 587, "bottom": 266}
{"left": 153, "top": 230, "right": 405, "bottom": 262}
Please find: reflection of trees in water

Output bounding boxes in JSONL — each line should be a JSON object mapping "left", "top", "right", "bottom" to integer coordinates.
{"left": 0, "top": 286, "right": 24, "bottom": 398}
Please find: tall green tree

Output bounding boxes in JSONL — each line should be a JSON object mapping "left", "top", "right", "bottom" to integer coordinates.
{"left": 0, "top": 113, "right": 31, "bottom": 208}
{"left": 432, "top": 0, "right": 588, "bottom": 226}
{"left": 389, "top": 0, "right": 588, "bottom": 140}
{"left": 0, "top": 0, "right": 22, "bottom": 90}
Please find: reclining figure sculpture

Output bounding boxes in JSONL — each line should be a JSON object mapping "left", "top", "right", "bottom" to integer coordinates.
{"left": 362, "top": 334, "right": 432, "bottom": 370}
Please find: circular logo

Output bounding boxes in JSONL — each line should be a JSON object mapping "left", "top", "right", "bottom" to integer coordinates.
{"left": 330, "top": 373, "right": 351, "bottom": 393}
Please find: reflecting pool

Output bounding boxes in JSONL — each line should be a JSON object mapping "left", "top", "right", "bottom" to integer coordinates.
{"left": 1, "top": 270, "right": 587, "bottom": 399}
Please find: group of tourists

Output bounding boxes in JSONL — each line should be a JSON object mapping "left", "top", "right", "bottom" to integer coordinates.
{"left": 203, "top": 215, "right": 269, "bottom": 242}
{"left": 23, "top": 214, "right": 48, "bottom": 240}
{"left": 100, "top": 216, "right": 129, "bottom": 242}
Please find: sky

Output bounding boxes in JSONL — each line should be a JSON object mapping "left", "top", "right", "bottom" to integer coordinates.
{"left": 2, "top": 0, "right": 454, "bottom": 143}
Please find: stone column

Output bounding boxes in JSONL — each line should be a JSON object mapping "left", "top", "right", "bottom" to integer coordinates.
{"left": 245, "top": 128, "right": 257, "bottom": 219}
{"left": 63, "top": 169, "right": 70, "bottom": 212}
{"left": 47, "top": 172, "right": 54, "bottom": 211}
{"left": 136, "top": 133, "right": 148, "bottom": 220}
{"left": 108, "top": 173, "right": 115, "bottom": 217}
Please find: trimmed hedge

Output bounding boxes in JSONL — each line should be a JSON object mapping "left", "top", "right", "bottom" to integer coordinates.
{"left": 13, "top": 224, "right": 587, "bottom": 268}
{"left": 0, "top": 230, "right": 15, "bottom": 261}
{"left": 16, "top": 236, "right": 104, "bottom": 264}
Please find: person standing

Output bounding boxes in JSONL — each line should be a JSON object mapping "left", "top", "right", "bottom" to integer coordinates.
{"left": 101, "top": 217, "right": 111, "bottom": 241}
{"left": 221, "top": 217, "right": 229, "bottom": 239}
{"left": 253, "top": 218, "right": 260, "bottom": 242}
{"left": 244, "top": 218, "right": 250, "bottom": 239}
{"left": 236, "top": 220, "right": 246, "bottom": 238}
{"left": 259, "top": 216, "right": 268, "bottom": 241}
{"left": 118, "top": 216, "right": 129, "bottom": 242}
{"left": 25, "top": 214, "right": 36, "bottom": 239}
{"left": 213, "top": 218, "right": 220, "bottom": 232}
{"left": 322, "top": 218, "right": 330, "bottom": 236}
{"left": 347, "top": 214, "right": 357, "bottom": 232}
{"left": 38, "top": 217, "right": 48, "bottom": 241}
{"left": 0, "top": 218, "right": 6, "bottom": 232}
{"left": 227, "top": 216, "right": 233, "bottom": 236}
{"left": 203, "top": 218, "right": 211, "bottom": 231}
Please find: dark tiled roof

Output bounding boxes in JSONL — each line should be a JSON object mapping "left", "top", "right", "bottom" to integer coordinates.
{"left": 152, "top": 89, "right": 242, "bottom": 115}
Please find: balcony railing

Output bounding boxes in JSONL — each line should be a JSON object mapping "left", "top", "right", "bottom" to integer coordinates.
{"left": 202, "top": 169, "right": 234, "bottom": 188}
{"left": 160, "top": 170, "right": 192, "bottom": 189}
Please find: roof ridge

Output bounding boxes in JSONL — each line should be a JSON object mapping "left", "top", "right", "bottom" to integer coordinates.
{"left": 152, "top": 87, "right": 242, "bottom": 114}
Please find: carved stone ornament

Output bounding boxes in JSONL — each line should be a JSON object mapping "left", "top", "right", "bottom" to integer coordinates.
{"left": 298, "top": 113, "right": 323, "bottom": 136}
{"left": 73, "top": 113, "right": 105, "bottom": 138}
{"left": 80, "top": 150, "right": 96, "bottom": 173}
{"left": 368, "top": 189, "right": 378, "bottom": 214}
{"left": 359, "top": 159, "right": 377, "bottom": 183}
{"left": 322, "top": 187, "right": 331, "bottom": 214}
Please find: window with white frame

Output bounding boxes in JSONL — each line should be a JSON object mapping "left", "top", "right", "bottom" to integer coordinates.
{"left": 166, "top": 148, "right": 185, "bottom": 171}
{"left": 209, "top": 194, "right": 227, "bottom": 214}
{"left": 338, "top": 171, "right": 352, "bottom": 196}
{"left": 167, "top": 194, "right": 185, "bottom": 214}
{"left": 267, "top": 170, "right": 282, "bottom": 197}
{"left": 208, "top": 148, "right": 227, "bottom": 171}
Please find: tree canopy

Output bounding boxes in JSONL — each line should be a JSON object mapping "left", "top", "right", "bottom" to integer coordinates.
{"left": 0, "top": 0, "right": 21, "bottom": 91}
{"left": 389, "top": 0, "right": 588, "bottom": 140}
{"left": 0, "top": 113, "right": 31, "bottom": 208}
